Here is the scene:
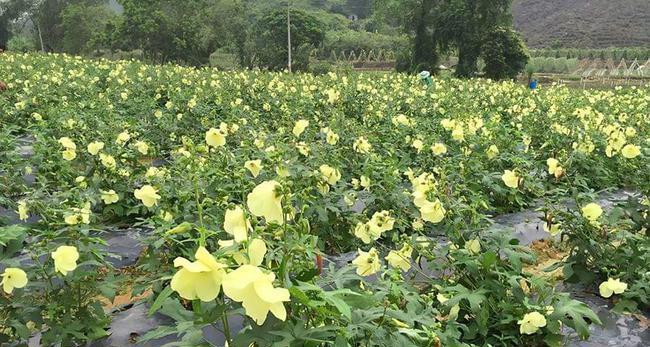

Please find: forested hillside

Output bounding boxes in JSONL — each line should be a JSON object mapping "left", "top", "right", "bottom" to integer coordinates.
{"left": 512, "top": 0, "right": 650, "bottom": 48}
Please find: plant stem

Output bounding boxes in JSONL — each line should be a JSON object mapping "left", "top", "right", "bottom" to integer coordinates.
{"left": 78, "top": 282, "right": 82, "bottom": 313}
{"left": 194, "top": 175, "right": 206, "bottom": 246}
{"left": 222, "top": 309, "right": 231, "bottom": 344}
{"left": 216, "top": 295, "right": 232, "bottom": 344}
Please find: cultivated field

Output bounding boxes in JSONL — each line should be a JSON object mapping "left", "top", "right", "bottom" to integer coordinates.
{"left": 0, "top": 53, "right": 648, "bottom": 346}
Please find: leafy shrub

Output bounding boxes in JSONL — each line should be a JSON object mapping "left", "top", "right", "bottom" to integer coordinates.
{"left": 7, "top": 35, "right": 35, "bottom": 53}
{"left": 209, "top": 50, "right": 240, "bottom": 70}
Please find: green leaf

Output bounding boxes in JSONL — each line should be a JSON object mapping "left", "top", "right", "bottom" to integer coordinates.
{"left": 323, "top": 292, "right": 351, "bottom": 320}
{"left": 480, "top": 251, "right": 497, "bottom": 268}
{"left": 550, "top": 296, "right": 601, "bottom": 340}
{"left": 334, "top": 335, "right": 349, "bottom": 347}
{"left": 543, "top": 333, "right": 564, "bottom": 347}
{"left": 148, "top": 285, "right": 174, "bottom": 317}
{"left": 445, "top": 285, "right": 487, "bottom": 313}
{"left": 139, "top": 326, "right": 178, "bottom": 343}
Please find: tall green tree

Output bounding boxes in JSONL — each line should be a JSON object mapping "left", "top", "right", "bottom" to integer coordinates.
{"left": 254, "top": 8, "right": 325, "bottom": 71}
{"left": 373, "top": 0, "right": 439, "bottom": 72}
{"left": 0, "top": 0, "right": 108, "bottom": 52}
{"left": 375, "top": 0, "right": 523, "bottom": 78}
{"left": 114, "top": 0, "right": 212, "bottom": 64}
{"left": 481, "top": 27, "right": 529, "bottom": 80}
{"left": 435, "top": 0, "right": 512, "bottom": 77}
{"left": 61, "top": 2, "right": 115, "bottom": 54}
{"left": 0, "top": 0, "right": 35, "bottom": 50}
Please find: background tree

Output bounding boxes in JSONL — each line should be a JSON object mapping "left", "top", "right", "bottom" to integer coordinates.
{"left": 481, "top": 27, "right": 529, "bottom": 80}
{"left": 435, "top": 0, "right": 513, "bottom": 77}
{"left": 373, "top": 0, "right": 439, "bottom": 72}
{"left": 114, "top": 0, "right": 213, "bottom": 64}
{"left": 0, "top": 0, "right": 34, "bottom": 50}
{"left": 61, "top": 2, "right": 115, "bottom": 54}
{"left": 254, "top": 8, "right": 325, "bottom": 71}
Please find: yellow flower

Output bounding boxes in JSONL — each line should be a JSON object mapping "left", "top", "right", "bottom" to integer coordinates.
{"left": 581, "top": 203, "right": 603, "bottom": 222}
{"left": 385, "top": 243, "right": 413, "bottom": 271}
{"left": 275, "top": 165, "right": 290, "bottom": 178}
{"left": 292, "top": 120, "right": 309, "bottom": 137}
{"left": 62, "top": 149, "right": 76, "bottom": 161}
{"left": 486, "top": 145, "right": 499, "bottom": 159}
{"left": 247, "top": 238, "right": 267, "bottom": 266}
{"left": 161, "top": 210, "right": 174, "bottom": 222}
{"left": 99, "top": 153, "right": 116, "bottom": 170}
{"left": 65, "top": 214, "right": 80, "bottom": 225}
{"left": 464, "top": 239, "right": 480, "bottom": 255}
{"left": 367, "top": 210, "right": 395, "bottom": 236}
{"left": 1, "top": 268, "right": 28, "bottom": 294}
{"left": 135, "top": 141, "right": 149, "bottom": 155}
{"left": 392, "top": 114, "right": 413, "bottom": 126}
{"left": 318, "top": 182, "right": 330, "bottom": 195}
{"left": 621, "top": 144, "right": 640, "bottom": 159}
{"left": 352, "top": 248, "right": 381, "bottom": 276}
{"left": 134, "top": 185, "right": 161, "bottom": 207}
{"left": 353, "top": 137, "right": 372, "bottom": 153}
{"left": 254, "top": 138, "right": 265, "bottom": 148}
{"left": 502, "top": 170, "right": 520, "bottom": 189}
{"left": 543, "top": 223, "right": 561, "bottom": 236}
{"left": 353, "top": 222, "right": 380, "bottom": 244}
{"left": 325, "top": 88, "right": 340, "bottom": 104}
{"left": 598, "top": 278, "right": 627, "bottom": 298}
{"left": 451, "top": 126, "right": 464, "bottom": 142}
{"left": 17, "top": 201, "right": 29, "bottom": 221}
{"left": 518, "top": 312, "right": 547, "bottom": 335}
{"left": 431, "top": 143, "right": 447, "bottom": 156}
{"left": 145, "top": 166, "right": 160, "bottom": 178}
{"left": 51, "top": 245, "right": 79, "bottom": 276}
{"left": 325, "top": 130, "right": 339, "bottom": 145}
{"left": 205, "top": 128, "right": 227, "bottom": 147}
{"left": 247, "top": 181, "right": 283, "bottom": 224}
{"left": 222, "top": 265, "right": 290, "bottom": 325}
{"left": 420, "top": 199, "right": 446, "bottom": 224}
{"left": 171, "top": 247, "right": 227, "bottom": 302}
{"left": 87, "top": 141, "right": 104, "bottom": 155}
{"left": 245, "top": 160, "right": 263, "bottom": 178}
{"left": 224, "top": 206, "right": 250, "bottom": 243}
{"left": 546, "top": 158, "right": 559, "bottom": 175}
{"left": 58, "top": 137, "right": 76, "bottom": 150}
{"left": 116, "top": 131, "right": 131, "bottom": 145}
{"left": 319, "top": 165, "right": 341, "bottom": 185}
{"left": 296, "top": 142, "right": 311, "bottom": 156}
{"left": 412, "top": 139, "right": 424, "bottom": 153}
{"left": 360, "top": 175, "right": 371, "bottom": 189}
{"left": 101, "top": 190, "right": 119, "bottom": 204}
{"left": 344, "top": 193, "right": 356, "bottom": 207}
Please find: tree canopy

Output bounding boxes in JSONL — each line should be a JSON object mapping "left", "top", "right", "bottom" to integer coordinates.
{"left": 1, "top": 0, "right": 529, "bottom": 78}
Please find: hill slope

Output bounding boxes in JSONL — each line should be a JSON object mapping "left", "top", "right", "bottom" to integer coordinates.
{"left": 513, "top": 0, "right": 650, "bottom": 48}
